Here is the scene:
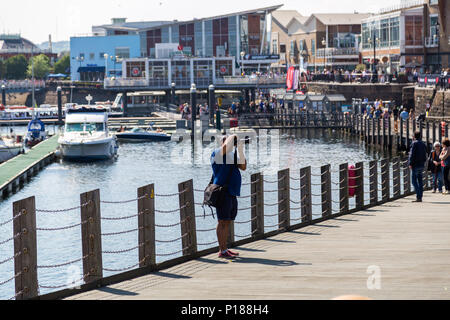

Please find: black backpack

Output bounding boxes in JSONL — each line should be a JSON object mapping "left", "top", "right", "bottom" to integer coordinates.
{"left": 202, "top": 150, "right": 237, "bottom": 218}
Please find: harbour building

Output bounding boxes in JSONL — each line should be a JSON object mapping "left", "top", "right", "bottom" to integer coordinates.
{"left": 360, "top": 0, "right": 449, "bottom": 74}
{"left": 70, "top": 5, "right": 283, "bottom": 85}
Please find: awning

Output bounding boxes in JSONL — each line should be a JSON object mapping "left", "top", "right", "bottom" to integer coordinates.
{"left": 77, "top": 66, "right": 106, "bottom": 73}
{"left": 326, "top": 94, "right": 347, "bottom": 102}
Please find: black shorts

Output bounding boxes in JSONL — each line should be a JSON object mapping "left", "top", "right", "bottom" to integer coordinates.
{"left": 216, "top": 193, "right": 238, "bottom": 221}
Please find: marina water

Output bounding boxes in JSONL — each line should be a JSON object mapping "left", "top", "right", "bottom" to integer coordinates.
{"left": 0, "top": 129, "right": 381, "bottom": 299}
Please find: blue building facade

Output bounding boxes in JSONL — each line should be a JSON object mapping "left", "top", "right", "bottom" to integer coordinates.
{"left": 70, "top": 35, "right": 141, "bottom": 81}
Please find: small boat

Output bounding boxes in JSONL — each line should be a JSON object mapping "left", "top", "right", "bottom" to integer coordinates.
{"left": 115, "top": 125, "right": 171, "bottom": 143}
{"left": 24, "top": 117, "right": 47, "bottom": 148}
{"left": 0, "top": 135, "right": 24, "bottom": 163}
{"left": 58, "top": 105, "right": 119, "bottom": 161}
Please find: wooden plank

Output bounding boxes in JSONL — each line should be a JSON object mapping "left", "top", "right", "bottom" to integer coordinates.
{"left": 251, "top": 173, "right": 264, "bottom": 237}
{"left": 355, "top": 162, "right": 364, "bottom": 210}
{"left": 393, "top": 158, "right": 401, "bottom": 198}
{"left": 369, "top": 160, "right": 378, "bottom": 206}
{"left": 300, "top": 167, "right": 312, "bottom": 223}
{"left": 339, "top": 163, "right": 349, "bottom": 214}
{"left": 321, "top": 165, "right": 332, "bottom": 217}
{"left": 381, "top": 159, "right": 390, "bottom": 202}
{"left": 80, "top": 189, "right": 103, "bottom": 283}
{"left": 138, "top": 184, "right": 156, "bottom": 268}
{"left": 278, "top": 169, "right": 290, "bottom": 230}
{"left": 13, "top": 196, "right": 38, "bottom": 300}
{"left": 178, "top": 180, "right": 197, "bottom": 256}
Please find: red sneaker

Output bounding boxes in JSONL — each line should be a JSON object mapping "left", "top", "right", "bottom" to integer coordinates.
{"left": 219, "top": 251, "right": 236, "bottom": 259}
{"left": 227, "top": 249, "right": 240, "bottom": 256}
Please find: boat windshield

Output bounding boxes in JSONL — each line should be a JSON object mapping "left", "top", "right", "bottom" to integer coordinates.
{"left": 66, "top": 123, "right": 105, "bottom": 132}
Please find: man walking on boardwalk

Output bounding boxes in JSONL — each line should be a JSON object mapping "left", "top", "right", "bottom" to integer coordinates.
{"left": 409, "top": 131, "right": 428, "bottom": 202}
{"left": 211, "top": 135, "right": 247, "bottom": 259}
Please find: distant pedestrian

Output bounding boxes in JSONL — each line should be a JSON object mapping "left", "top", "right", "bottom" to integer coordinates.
{"left": 400, "top": 108, "right": 409, "bottom": 121}
{"left": 440, "top": 139, "right": 450, "bottom": 194}
{"left": 409, "top": 131, "right": 428, "bottom": 202}
{"left": 428, "top": 142, "right": 443, "bottom": 193}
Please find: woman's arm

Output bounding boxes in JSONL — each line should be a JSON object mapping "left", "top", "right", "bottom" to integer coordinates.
{"left": 440, "top": 148, "right": 449, "bottom": 161}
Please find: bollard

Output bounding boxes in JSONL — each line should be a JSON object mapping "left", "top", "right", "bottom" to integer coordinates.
{"left": 137, "top": 184, "right": 156, "bottom": 268}
{"left": 380, "top": 159, "right": 390, "bottom": 202}
{"left": 80, "top": 189, "right": 103, "bottom": 283}
{"left": 403, "top": 158, "right": 411, "bottom": 195}
{"left": 339, "top": 163, "right": 349, "bottom": 214}
{"left": 369, "top": 160, "right": 378, "bottom": 206}
{"left": 393, "top": 158, "right": 401, "bottom": 198}
{"left": 321, "top": 165, "right": 332, "bottom": 217}
{"left": 278, "top": 169, "right": 290, "bottom": 230}
{"left": 355, "top": 162, "right": 364, "bottom": 210}
{"left": 300, "top": 167, "right": 312, "bottom": 223}
{"left": 251, "top": 173, "right": 264, "bottom": 237}
{"left": 13, "top": 196, "right": 38, "bottom": 300}
{"left": 178, "top": 180, "right": 197, "bottom": 256}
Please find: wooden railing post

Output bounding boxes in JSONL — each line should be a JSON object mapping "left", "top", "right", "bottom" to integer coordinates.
{"left": 393, "top": 158, "right": 401, "bottom": 198}
{"left": 369, "top": 160, "right": 378, "bottom": 206}
{"left": 278, "top": 169, "right": 290, "bottom": 230}
{"left": 432, "top": 121, "right": 436, "bottom": 145}
{"left": 377, "top": 118, "right": 381, "bottom": 147}
{"left": 355, "top": 162, "right": 364, "bottom": 210}
{"left": 403, "top": 158, "right": 411, "bottom": 195}
{"left": 400, "top": 117, "right": 404, "bottom": 149}
{"left": 13, "top": 197, "right": 38, "bottom": 300}
{"left": 388, "top": 115, "right": 392, "bottom": 150}
{"left": 321, "top": 164, "right": 332, "bottom": 217}
{"left": 251, "top": 173, "right": 264, "bottom": 237}
{"left": 80, "top": 189, "right": 103, "bottom": 283}
{"left": 380, "top": 159, "right": 390, "bottom": 202}
{"left": 339, "top": 163, "right": 349, "bottom": 214}
{"left": 138, "top": 184, "right": 155, "bottom": 268}
{"left": 178, "top": 180, "right": 197, "bottom": 256}
{"left": 426, "top": 121, "right": 430, "bottom": 152}
{"left": 406, "top": 118, "right": 410, "bottom": 150}
{"left": 300, "top": 167, "right": 312, "bottom": 223}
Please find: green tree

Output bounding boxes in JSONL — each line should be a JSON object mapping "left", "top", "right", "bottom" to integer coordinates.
{"left": 5, "top": 54, "right": 28, "bottom": 79}
{"left": 0, "top": 59, "right": 6, "bottom": 79}
{"left": 27, "top": 54, "right": 51, "bottom": 79}
{"left": 54, "top": 54, "right": 70, "bottom": 75}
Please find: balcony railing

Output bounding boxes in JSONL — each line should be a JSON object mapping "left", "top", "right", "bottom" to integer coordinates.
{"left": 0, "top": 48, "right": 53, "bottom": 54}
{"left": 379, "top": 0, "right": 426, "bottom": 14}
{"left": 316, "top": 47, "right": 359, "bottom": 57}
{"left": 104, "top": 78, "right": 149, "bottom": 88}
{"left": 424, "top": 36, "right": 439, "bottom": 48}
{"left": 1, "top": 80, "right": 46, "bottom": 90}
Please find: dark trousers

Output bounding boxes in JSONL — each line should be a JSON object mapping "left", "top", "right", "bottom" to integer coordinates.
{"left": 411, "top": 166, "right": 424, "bottom": 200}
{"left": 443, "top": 166, "right": 450, "bottom": 192}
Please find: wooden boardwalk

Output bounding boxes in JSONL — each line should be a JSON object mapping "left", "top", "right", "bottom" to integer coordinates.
{"left": 67, "top": 191, "right": 450, "bottom": 300}
{"left": 0, "top": 135, "right": 59, "bottom": 198}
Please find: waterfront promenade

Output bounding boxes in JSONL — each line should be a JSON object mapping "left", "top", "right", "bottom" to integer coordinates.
{"left": 67, "top": 191, "right": 450, "bottom": 300}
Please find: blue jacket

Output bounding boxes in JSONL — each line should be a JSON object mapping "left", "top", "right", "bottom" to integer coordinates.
{"left": 409, "top": 140, "right": 428, "bottom": 168}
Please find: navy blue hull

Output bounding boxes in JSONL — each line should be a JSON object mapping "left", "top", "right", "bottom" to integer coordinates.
{"left": 117, "top": 134, "right": 171, "bottom": 142}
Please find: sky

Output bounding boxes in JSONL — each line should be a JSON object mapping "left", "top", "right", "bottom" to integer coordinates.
{"left": 0, "top": 0, "right": 400, "bottom": 44}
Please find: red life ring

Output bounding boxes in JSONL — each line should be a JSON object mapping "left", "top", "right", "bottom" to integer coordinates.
{"left": 348, "top": 165, "right": 356, "bottom": 198}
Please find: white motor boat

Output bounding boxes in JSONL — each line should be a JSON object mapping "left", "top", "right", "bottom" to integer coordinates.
{"left": 0, "top": 136, "right": 24, "bottom": 163}
{"left": 58, "top": 106, "right": 118, "bottom": 161}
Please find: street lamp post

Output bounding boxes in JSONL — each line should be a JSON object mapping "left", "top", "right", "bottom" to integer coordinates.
{"left": 322, "top": 38, "right": 327, "bottom": 72}
{"left": 76, "top": 55, "right": 84, "bottom": 81}
{"left": 103, "top": 53, "right": 109, "bottom": 80}
{"left": 369, "top": 33, "right": 380, "bottom": 83}
{"left": 240, "top": 51, "right": 245, "bottom": 76}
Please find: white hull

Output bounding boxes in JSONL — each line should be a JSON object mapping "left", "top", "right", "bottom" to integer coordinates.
{"left": 0, "top": 146, "right": 22, "bottom": 163}
{"left": 59, "top": 138, "right": 117, "bottom": 161}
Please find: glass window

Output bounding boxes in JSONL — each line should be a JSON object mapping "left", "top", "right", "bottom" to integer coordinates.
{"left": 115, "top": 47, "right": 130, "bottom": 59}
{"left": 66, "top": 123, "right": 84, "bottom": 132}
{"left": 85, "top": 123, "right": 105, "bottom": 132}
{"left": 311, "top": 39, "right": 315, "bottom": 56}
{"left": 126, "top": 61, "right": 146, "bottom": 78}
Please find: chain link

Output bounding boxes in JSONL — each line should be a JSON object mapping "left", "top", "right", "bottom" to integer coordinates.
{"left": 36, "top": 220, "right": 88, "bottom": 232}
{"left": 36, "top": 201, "right": 92, "bottom": 214}
{"left": 0, "top": 272, "right": 21, "bottom": 287}
{"left": 102, "top": 226, "right": 144, "bottom": 237}
{"left": 38, "top": 255, "right": 88, "bottom": 269}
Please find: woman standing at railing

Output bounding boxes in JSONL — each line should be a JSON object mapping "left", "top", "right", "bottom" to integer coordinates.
{"left": 440, "top": 139, "right": 450, "bottom": 195}
{"left": 210, "top": 135, "right": 247, "bottom": 259}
